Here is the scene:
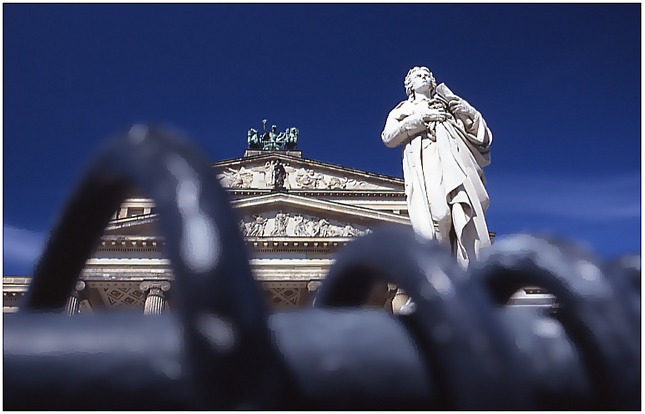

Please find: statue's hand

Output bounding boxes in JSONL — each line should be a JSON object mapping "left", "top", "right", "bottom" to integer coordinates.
{"left": 424, "top": 111, "right": 446, "bottom": 122}
{"left": 419, "top": 108, "right": 446, "bottom": 123}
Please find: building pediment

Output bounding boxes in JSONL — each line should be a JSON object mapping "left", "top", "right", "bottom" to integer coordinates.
{"left": 103, "top": 192, "right": 409, "bottom": 239}
{"left": 103, "top": 215, "right": 160, "bottom": 236}
{"left": 212, "top": 152, "right": 403, "bottom": 192}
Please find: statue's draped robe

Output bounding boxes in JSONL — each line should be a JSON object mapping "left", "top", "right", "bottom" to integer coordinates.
{"left": 381, "top": 83, "right": 492, "bottom": 267}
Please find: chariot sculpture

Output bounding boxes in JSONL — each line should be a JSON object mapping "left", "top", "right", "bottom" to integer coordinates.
{"left": 248, "top": 119, "right": 298, "bottom": 151}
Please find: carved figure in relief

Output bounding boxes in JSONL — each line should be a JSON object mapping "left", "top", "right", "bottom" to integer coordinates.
{"left": 325, "top": 176, "right": 349, "bottom": 189}
{"left": 293, "top": 215, "right": 310, "bottom": 236}
{"left": 247, "top": 215, "right": 268, "bottom": 237}
{"left": 260, "top": 161, "right": 275, "bottom": 187}
{"left": 271, "top": 212, "right": 289, "bottom": 236}
{"left": 216, "top": 172, "right": 229, "bottom": 187}
{"left": 324, "top": 175, "right": 368, "bottom": 190}
{"left": 289, "top": 214, "right": 368, "bottom": 237}
{"left": 381, "top": 66, "right": 492, "bottom": 267}
{"left": 295, "top": 168, "right": 324, "bottom": 188}
{"left": 341, "top": 224, "right": 362, "bottom": 237}
{"left": 346, "top": 178, "right": 368, "bottom": 189}
{"left": 311, "top": 219, "right": 333, "bottom": 237}
{"left": 219, "top": 166, "right": 254, "bottom": 188}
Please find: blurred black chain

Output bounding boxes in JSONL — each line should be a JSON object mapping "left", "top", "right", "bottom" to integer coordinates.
{"left": 4, "top": 126, "right": 640, "bottom": 410}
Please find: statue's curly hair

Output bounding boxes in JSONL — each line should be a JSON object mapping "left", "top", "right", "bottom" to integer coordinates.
{"left": 404, "top": 66, "right": 436, "bottom": 97}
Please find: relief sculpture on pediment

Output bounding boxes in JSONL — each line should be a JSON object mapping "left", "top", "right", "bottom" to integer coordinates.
{"left": 218, "top": 161, "right": 291, "bottom": 189}
{"left": 293, "top": 215, "right": 309, "bottom": 236}
{"left": 270, "top": 212, "right": 289, "bottom": 236}
{"left": 260, "top": 161, "right": 275, "bottom": 187}
{"left": 219, "top": 166, "right": 254, "bottom": 188}
{"left": 294, "top": 168, "right": 324, "bottom": 188}
{"left": 217, "top": 163, "right": 382, "bottom": 190}
{"left": 238, "top": 212, "right": 370, "bottom": 238}
{"left": 341, "top": 224, "right": 362, "bottom": 237}
{"left": 246, "top": 215, "right": 268, "bottom": 237}
{"left": 324, "top": 176, "right": 348, "bottom": 189}
{"left": 293, "top": 168, "right": 369, "bottom": 190}
{"left": 311, "top": 219, "right": 333, "bottom": 237}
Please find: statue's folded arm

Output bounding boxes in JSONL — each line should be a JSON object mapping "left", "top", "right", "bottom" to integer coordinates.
{"left": 381, "top": 109, "right": 427, "bottom": 148}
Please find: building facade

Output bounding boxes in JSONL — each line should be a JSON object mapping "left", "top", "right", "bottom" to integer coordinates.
{"left": 3, "top": 147, "right": 552, "bottom": 314}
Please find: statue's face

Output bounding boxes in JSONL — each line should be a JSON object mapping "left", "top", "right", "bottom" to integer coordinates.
{"left": 409, "top": 69, "right": 433, "bottom": 94}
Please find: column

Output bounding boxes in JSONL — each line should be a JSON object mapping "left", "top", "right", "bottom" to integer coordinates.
{"left": 306, "top": 280, "right": 322, "bottom": 306}
{"left": 65, "top": 280, "right": 86, "bottom": 316}
{"left": 140, "top": 281, "right": 170, "bottom": 315}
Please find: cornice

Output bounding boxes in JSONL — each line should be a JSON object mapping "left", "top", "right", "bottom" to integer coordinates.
{"left": 105, "top": 214, "right": 157, "bottom": 231}
{"left": 227, "top": 189, "right": 406, "bottom": 198}
{"left": 231, "top": 192, "right": 411, "bottom": 225}
{"left": 96, "top": 237, "right": 165, "bottom": 251}
{"left": 245, "top": 237, "right": 351, "bottom": 252}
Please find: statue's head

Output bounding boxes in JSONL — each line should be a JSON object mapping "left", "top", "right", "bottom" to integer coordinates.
{"left": 404, "top": 66, "right": 436, "bottom": 97}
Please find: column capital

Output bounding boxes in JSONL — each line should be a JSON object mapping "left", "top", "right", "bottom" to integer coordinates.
{"left": 142, "top": 282, "right": 169, "bottom": 315}
{"left": 140, "top": 281, "right": 171, "bottom": 292}
{"left": 68, "top": 280, "right": 86, "bottom": 300}
{"left": 65, "top": 280, "right": 86, "bottom": 316}
{"left": 307, "top": 280, "right": 323, "bottom": 292}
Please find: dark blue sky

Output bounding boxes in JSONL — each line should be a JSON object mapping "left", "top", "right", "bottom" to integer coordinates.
{"left": 4, "top": 4, "right": 641, "bottom": 275}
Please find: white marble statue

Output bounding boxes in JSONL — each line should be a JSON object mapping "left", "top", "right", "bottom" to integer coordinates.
{"left": 381, "top": 66, "right": 492, "bottom": 267}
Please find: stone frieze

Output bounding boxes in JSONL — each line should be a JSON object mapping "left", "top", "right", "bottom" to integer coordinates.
{"left": 217, "top": 161, "right": 380, "bottom": 190}
{"left": 239, "top": 211, "right": 371, "bottom": 238}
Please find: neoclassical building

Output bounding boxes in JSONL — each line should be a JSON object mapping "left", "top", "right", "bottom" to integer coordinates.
{"left": 3, "top": 137, "right": 552, "bottom": 314}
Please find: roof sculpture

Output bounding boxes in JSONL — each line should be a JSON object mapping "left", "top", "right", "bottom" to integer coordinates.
{"left": 248, "top": 119, "right": 298, "bottom": 150}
